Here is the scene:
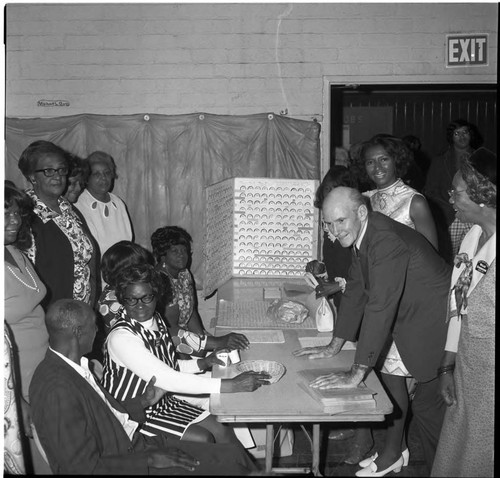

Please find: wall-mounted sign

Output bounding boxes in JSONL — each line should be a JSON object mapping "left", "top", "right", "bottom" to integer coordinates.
{"left": 37, "top": 99, "right": 70, "bottom": 107}
{"left": 446, "top": 34, "right": 488, "bottom": 68}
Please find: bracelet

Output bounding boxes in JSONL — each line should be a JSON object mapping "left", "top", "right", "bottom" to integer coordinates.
{"left": 437, "top": 364, "right": 455, "bottom": 376}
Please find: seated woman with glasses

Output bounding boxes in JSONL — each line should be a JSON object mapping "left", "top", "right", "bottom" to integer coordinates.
{"left": 101, "top": 263, "right": 269, "bottom": 445}
{"left": 17, "top": 140, "right": 100, "bottom": 311}
{"left": 75, "top": 151, "right": 133, "bottom": 261}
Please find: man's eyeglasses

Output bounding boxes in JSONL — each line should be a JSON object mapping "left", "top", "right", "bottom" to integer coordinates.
{"left": 447, "top": 188, "right": 467, "bottom": 198}
{"left": 34, "top": 167, "right": 69, "bottom": 177}
{"left": 122, "top": 294, "right": 156, "bottom": 306}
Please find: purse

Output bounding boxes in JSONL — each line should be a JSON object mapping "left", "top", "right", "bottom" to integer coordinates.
{"left": 315, "top": 296, "right": 335, "bottom": 332}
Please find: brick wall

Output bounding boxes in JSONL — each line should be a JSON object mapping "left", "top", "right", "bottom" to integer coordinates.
{"left": 5, "top": 2, "right": 498, "bottom": 166}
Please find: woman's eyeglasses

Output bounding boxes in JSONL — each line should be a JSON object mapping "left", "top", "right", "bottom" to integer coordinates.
{"left": 34, "top": 167, "right": 69, "bottom": 177}
{"left": 122, "top": 294, "right": 156, "bottom": 306}
{"left": 447, "top": 188, "right": 467, "bottom": 198}
{"left": 453, "top": 130, "right": 470, "bottom": 137}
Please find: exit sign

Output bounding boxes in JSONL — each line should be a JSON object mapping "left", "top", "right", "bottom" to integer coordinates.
{"left": 446, "top": 34, "right": 488, "bottom": 67}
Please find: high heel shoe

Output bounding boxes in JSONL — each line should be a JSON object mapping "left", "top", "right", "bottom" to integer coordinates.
{"left": 355, "top": 456, "right": 404, "bottom": 477}
{"left": 360, "top": 449, "right": 408, "bottom": 469}
{"left": 359, "top": 452, "right": 378, "bottom": 468}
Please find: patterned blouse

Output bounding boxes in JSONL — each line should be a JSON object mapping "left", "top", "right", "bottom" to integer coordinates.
{"left": 160, "top": 269, "right": 195, "bottom": 327}
{"left": 26, "top": 189, "right": 94, "bottom": 303}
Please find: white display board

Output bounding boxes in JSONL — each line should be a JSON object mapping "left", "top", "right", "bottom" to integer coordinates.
{"left": 204, "top": 177, "right": 319, "bottom": 297}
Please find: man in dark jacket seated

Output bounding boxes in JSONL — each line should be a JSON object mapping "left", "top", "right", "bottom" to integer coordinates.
{"left": 29, "top": 298, "right": 257, "bottom": 475}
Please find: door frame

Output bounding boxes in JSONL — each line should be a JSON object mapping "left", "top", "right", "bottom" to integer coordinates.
{"left": 321, "top": 74, "right": 497, "bottom": 178}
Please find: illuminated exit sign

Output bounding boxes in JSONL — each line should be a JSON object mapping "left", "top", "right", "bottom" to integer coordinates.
{"left": 446, "top": 34, "right": 488, "bottom": 67}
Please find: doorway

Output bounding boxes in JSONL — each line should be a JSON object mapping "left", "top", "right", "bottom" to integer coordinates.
{"left": 330, "top": 83, "right": 497, "bottom": 167}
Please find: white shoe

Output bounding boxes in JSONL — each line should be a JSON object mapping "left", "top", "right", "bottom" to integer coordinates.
{"left": 360, "top": 449, "right": 408, "bottom": 469}
{"left": 355, "top": 456, "right": 404, "bottom": 477}
{"left": 359, "top": 452, "right": 378, "bottom": 468}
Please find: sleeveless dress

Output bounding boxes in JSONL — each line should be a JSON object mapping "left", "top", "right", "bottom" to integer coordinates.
{"left": 101, "top": 310, "right": 207, "bottom": 438}
{"left": 364, "top": 179, "right": 423, "bottom": 377}
{"left": 4, "top": 245, "right": 48, "bottom": 398}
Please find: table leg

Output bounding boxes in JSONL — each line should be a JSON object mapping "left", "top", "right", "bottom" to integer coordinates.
{"left": 312, "top": 423, "right": 322, "bottom": 477}
{"left": 265, "top": 424, "right": 274, "bottom": 473}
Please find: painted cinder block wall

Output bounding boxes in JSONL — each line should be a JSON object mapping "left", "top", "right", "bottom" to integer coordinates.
{"left": 6, "top": 3, "right": 497, "bottom": 128}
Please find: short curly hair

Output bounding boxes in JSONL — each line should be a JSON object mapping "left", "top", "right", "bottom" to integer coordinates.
{"left": 150, "top": 226, "right": 192, "bottom": 263}
{"left": 446, "top": 119, "right": 483, "bottom": 149}
{"left": 4, "top": 182, "right": 35, "bottom": 251}
{"left": 101, "top": 241, "right": 154, "bottom": 288}
{"left": 18, "top": 140, "right": 68, "bottom": 179}
{"left": 314, "top": 166, "right": 359, "bottom": 208}
{"left": 66, "top": 152, "right": 90, "bottom": 186}
{"left": 115, "top": 263, "right": 163, "bottom": 305}
{"left": 459, "top": 147, "right": 496, "bottom": 209}
{"left": 87, "top": 151, "right": 118, "bottom": 179}
{"left": 352, "top": 134, "right": 411, "bottom": 187}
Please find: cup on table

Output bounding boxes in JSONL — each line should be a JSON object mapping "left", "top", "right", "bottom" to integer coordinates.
{"left": 228, "top": 349, "right": 241, "bottom": 365}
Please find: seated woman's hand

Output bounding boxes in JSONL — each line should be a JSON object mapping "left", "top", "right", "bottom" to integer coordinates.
{"left": 197, "top": 351, "right": 226, "bottom": 371}
{"left": 219, "top": 332, "right": 250, "bottom": 351}
{"left": 221, "top": 371, "right": 271, "bottom": 393}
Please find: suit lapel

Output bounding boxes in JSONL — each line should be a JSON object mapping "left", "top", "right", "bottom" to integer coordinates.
{"left": 46, "top": 350, "right": 128, "bottom": 415}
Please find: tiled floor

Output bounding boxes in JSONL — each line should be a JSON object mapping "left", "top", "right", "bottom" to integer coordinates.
{"left": 254, "top": 413, "right": 430, "bottom": 476}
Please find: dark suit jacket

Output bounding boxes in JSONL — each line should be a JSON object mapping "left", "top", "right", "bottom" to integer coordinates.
{"left": 29, "top": 350, "right": 258, "bottom": 476}
{"left": 29, "top": 349, "right": 151, "bottom": 475}
{"left": 335, "top": 212, "right": 451, "bottom": 382}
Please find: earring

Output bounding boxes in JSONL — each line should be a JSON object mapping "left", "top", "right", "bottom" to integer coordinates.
{"left": 479, "top": 203, "right": 485, "bottom": 208}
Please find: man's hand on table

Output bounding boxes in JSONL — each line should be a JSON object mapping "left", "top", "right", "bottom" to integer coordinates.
{"left": 221, "top": 372, "right": 271, "bottom": 393}
{"left": 293, "top": 336, "right": 345, "bottom": 359}
{"left": 309, "top": 363, "right": 370, "bottom": 390}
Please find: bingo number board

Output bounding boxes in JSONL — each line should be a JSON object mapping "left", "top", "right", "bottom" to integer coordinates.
{"left": 203, "top": 177, "right": 319, "bottom": 297}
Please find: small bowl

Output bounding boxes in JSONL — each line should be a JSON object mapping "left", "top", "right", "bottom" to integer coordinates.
{"left": 235, "top": 360, "right": 286, "bottom": 384}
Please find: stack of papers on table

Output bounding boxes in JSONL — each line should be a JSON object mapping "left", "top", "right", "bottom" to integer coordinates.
{"left": 297, "top": 368, "right": 377, "bottom": 414}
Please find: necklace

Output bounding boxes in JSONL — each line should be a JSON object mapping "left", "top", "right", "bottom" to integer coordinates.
{"left": 7, "top": 264, "right": 40, "bottom": 292}
{"left": 161, "top": 262, "right": 179, "bottom": 280}
{"left": 6, "top": 255, "right": 40, "bottom": 292}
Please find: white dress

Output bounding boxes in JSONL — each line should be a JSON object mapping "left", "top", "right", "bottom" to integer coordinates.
{"left": 364, "top": 179, "right": 423, "bottom": 377}
{"left": 76, "top": 189, "right": 133, "bottom": 256}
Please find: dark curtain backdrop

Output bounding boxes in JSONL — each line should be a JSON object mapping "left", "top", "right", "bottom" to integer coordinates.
{"left": 5, "top": 113, "right": 321, "bottom": 288}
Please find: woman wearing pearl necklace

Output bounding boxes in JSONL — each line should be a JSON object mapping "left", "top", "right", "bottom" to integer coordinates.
{"left": 4, "top": 182, "right": 51, "bottom": 474}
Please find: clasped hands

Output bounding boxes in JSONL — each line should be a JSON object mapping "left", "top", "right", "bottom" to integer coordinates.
{"left": 305, "top": 260, "right": 344, "bottom": 299}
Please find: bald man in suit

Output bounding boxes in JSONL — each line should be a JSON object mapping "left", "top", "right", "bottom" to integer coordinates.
{"left": 295, "top": 187, "right": 450, "bottom": 476}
